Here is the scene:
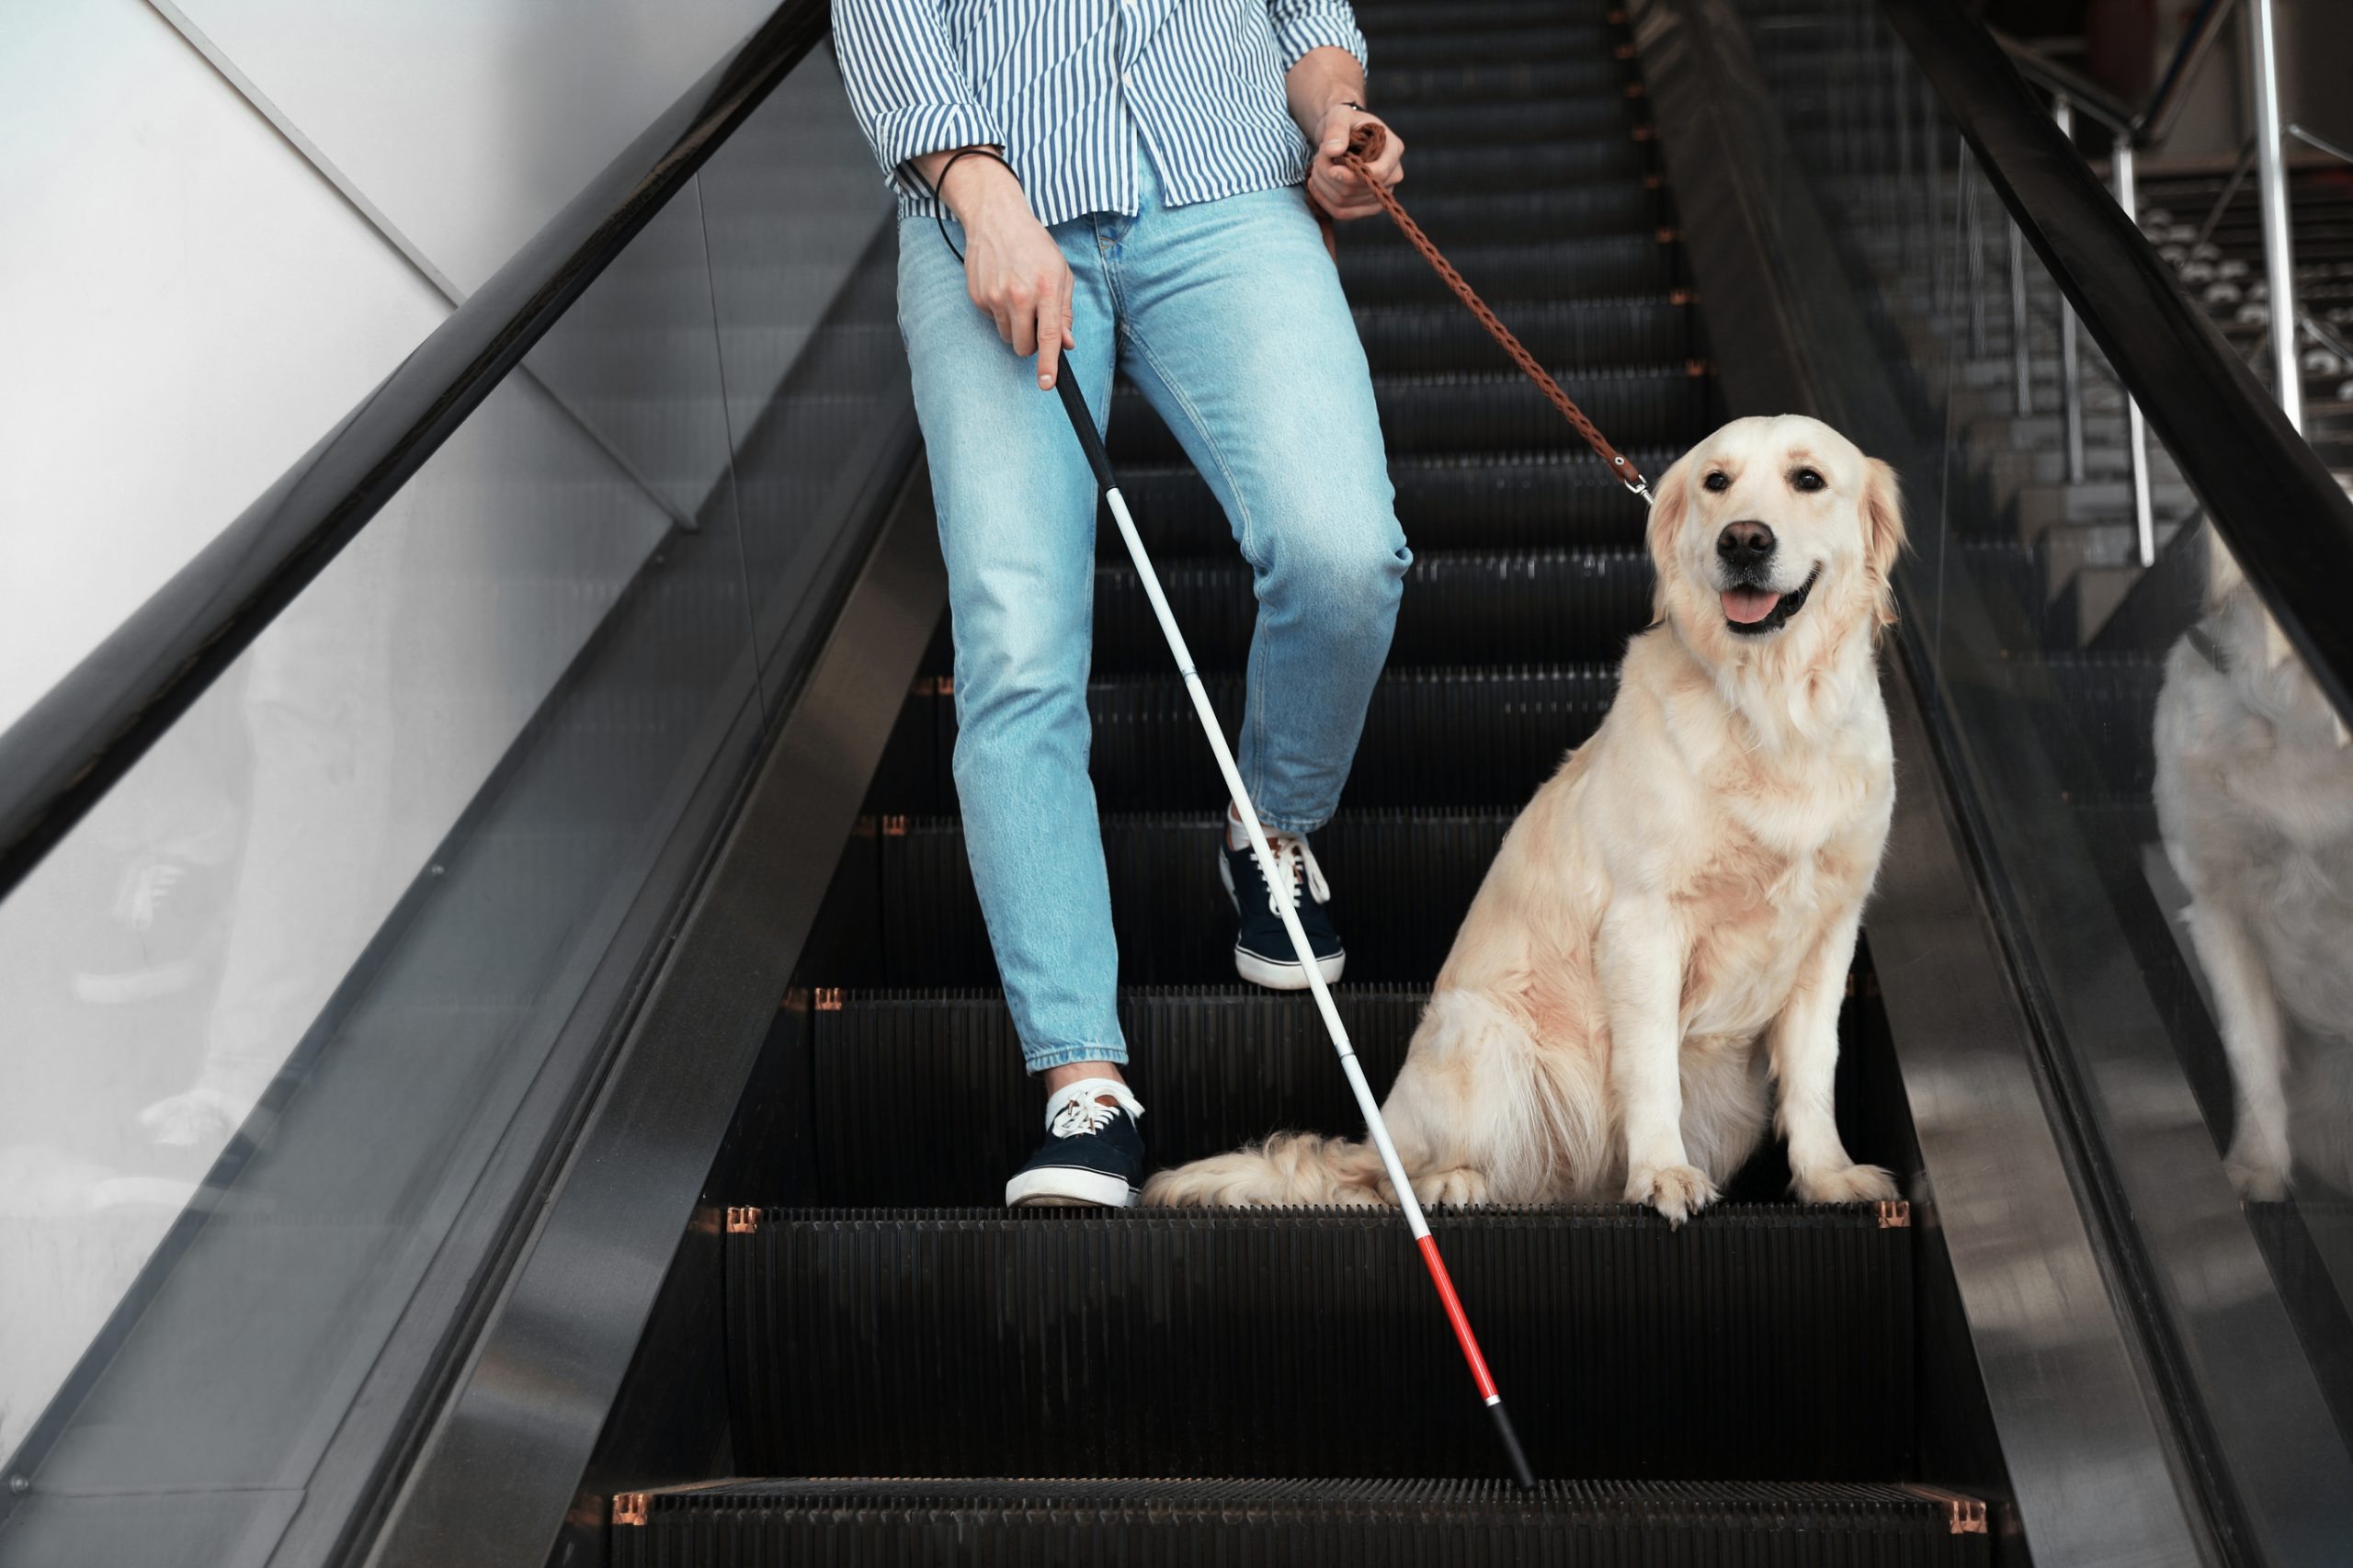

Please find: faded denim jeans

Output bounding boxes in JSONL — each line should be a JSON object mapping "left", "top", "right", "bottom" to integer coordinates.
{"left": 896, "top": 155, "right": 1407, "bottom": 1073}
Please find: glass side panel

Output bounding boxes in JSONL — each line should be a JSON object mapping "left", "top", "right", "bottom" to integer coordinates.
{"left": 0, "top": 54, "right": 902, "bottom": 1561}
{"left": 698, "top": 47, "right": 904, "bottom": 687}
{"left": 1729, "top": 1, "right": 2353, "bottom": 1559}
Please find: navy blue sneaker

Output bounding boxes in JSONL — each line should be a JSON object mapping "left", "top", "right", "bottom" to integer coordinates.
{"left": 1221, "top": 825, "right": 1346, "bottom": 990}
{"left": 1006, "top": 1079, "right": 1146, "bottom": 1208}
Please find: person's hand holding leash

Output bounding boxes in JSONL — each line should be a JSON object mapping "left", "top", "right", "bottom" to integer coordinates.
{"left": 913, "top": 146, "right": 1076, "bottom": 391}
{"left": 1308, "top": 103, "right": 1404, "bottom": 219}
{"left": 1285, "top": 44, "right": 1403, "bottom": 221}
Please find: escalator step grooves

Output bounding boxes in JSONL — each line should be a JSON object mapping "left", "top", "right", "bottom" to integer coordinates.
{"left": 1348, "top": 298, "right": 1701, "bottom": 371}
{"left": 813, "top": 987, "right": 1427, "bottom": 1204}
{"left": 1379, "top": 97, "right": 1643, "bottom": 147}
{"left": 860, "top": 811, "right": 1511, "bottom": 984}
{"left": 1107, "top": 369, "right": 1713, "bottom": 460}
{"left": 721, "top": 1207, "right": 1915, "bottom": 1480}
{"left": 870, "top": 665, "right": 1612, "bottom": 814}
{"left": 1376, "top": 59, "right": 1627, "bottom": 104}
{"left": 1335, "top": 237, "right": 1677, "bottom": 305}
{"left": 615, "top": 1480, "right": 1989, "bottom": 1566}
{"left": 1336, "top": 185, "right": 1669, "bottom": 245}
{"left": 1101, "top": 452, "right": 1669, "bottom": 554}
{"left": 1041, "top": 550, "right": 1654, "bottom": 676}
{"left": 1365, "top": 23, "right": 1621, "bottom": 63}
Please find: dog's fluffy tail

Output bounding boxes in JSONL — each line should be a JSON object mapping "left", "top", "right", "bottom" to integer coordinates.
{"left": 1142, "top": 1131, "right": 1392, "bottom": 1208}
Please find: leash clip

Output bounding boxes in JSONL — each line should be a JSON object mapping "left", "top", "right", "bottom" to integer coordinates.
{"left": 1627, "top": 477, "right": 1654, "bottom": 507}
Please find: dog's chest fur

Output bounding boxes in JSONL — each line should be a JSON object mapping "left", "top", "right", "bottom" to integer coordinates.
{"left": 1667, "top": 710, "right": 1888, "bottom": 1040}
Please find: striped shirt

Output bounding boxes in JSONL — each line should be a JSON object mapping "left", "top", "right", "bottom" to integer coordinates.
{"left": 831, "top": 1, "right": 1369, "bottom": 227}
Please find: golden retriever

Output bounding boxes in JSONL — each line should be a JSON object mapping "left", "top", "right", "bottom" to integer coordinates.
{"left": 2154, "top": 583, "right": 2353, "bottom": 1200}
{"left": 1145, "top": 415, "right": 1906, "bottom": 1222}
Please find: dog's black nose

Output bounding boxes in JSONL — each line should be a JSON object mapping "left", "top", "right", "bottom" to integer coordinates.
{"left": 1716, "top": 520, "right": 1776, "bottom": 566}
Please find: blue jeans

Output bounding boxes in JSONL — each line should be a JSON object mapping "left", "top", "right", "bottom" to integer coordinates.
{"left": 896, "top": 158, "right": 1408, "bottom": 1074}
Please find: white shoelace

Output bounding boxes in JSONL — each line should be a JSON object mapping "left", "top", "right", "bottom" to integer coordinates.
{"left": 1044, "top": 1077, "right": 1145, "bottom": 1138}
{"left": 1253, "top": 833, "right": 1332, "bottom": 916}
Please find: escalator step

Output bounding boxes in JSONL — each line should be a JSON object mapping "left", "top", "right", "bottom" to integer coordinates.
{"left": 720, "top": 1205, "right": 1916, "bottom": 1479}
{"left": 1346, "top": 184, "right": 1670, "bottom": 246}
{"left": 1102, "top": 452, "right": 1663, "bottom": 557}
{"left": 1377, "top": 59, "right": 1626, "bottom": 105}
{"left": 810, "top": 987, "right": 1425, "bottom": 1204}
{"left": 1336, "top": 235, "right": 1679, "bottom": 305}
{"left": 1349, "top": 298, "right": 1700, "bottom": 372}
{"left": 1082, "top": 549, "right": 1655, "bottom": 675}
{"left": 1377, "top": 96, "right": 1643, "bottom": 148}
{"left": 1107, "top": 367, "right": 1711, "bottom": 461}
{"left": 871, "top": 664, "right": 1611, "bottom": 814}
{"left": 1404, "top": 137, "right": 1652, "bottom": 192}
{"left": 857, "top": 810, "right": 1509, "bottom": 985}
{"left": 1361, "top": 23, "right": 1620, "bottom": 63}
{"left": 1358, "top": 0, "right": 1623, "bottom": 28}
{"left": 615, "top": 1478, "right": 1991, "bottom": 1565}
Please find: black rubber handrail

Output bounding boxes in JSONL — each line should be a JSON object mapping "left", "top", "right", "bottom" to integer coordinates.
{"left": 0, "top": 0, "right": 826, "bottom": 903}
{"left": 1886, "top": 0, "right": 2353, "bottom": 726}
{"left": 1989, "top": 28, "right": 2135, "bottom": 137}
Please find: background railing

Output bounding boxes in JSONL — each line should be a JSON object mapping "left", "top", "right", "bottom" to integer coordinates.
{"left": 1736, "top": 0, "right": 2353, "bottom": 1560}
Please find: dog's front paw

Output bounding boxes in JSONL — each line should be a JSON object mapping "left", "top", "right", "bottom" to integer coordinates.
{"left": 1628, "top": 1164, "right": 1718, "bottom": 1227}
{"left": 1412, "top": 1167, "right": 1492, "bottom": 1209}
{"left": 1793, "top": 1162, "right": 1899, "bottom": 1205}
{"left": 2224, "top": 1153, "right": 2290, "bottom": 1202}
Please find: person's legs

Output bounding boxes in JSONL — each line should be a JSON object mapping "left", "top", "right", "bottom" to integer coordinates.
{"left": 1110, "top": 170, "right": 1408, "bottom": 836}
{"left": 898, "top": 213, "right": 1127, "bottom": 1076}
{"left": 899, "top": 211, "right": 1149, "bottom": 1205}
{"left": 1106, "top": 163, "right": 1407, "bottom": 987}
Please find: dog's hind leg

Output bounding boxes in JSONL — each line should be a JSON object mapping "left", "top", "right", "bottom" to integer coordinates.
{"left": 1381, "top": 990, "right": 1561, "bottom": 1207}
{"left": 1768, "top": 913, "right": 1897, "bottom": 1205}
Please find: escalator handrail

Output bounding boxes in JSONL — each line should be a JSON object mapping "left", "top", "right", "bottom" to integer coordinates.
{"left": 1883, "top": 0, "right": 2353, "bottom": 727}
{"left": 0, "top": 0, "right": 826, "bottom": 905}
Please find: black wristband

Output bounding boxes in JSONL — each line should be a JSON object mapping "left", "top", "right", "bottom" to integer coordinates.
{"left": 906, "top": 146, "right": 1020, "bottom": 264}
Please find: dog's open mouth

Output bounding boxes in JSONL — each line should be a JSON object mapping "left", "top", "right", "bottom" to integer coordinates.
{"left": 1721, "top": 567, "right": 1820, "bottom": 636}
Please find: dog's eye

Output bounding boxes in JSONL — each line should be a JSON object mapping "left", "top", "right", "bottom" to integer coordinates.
{"left": 1790, "top": 468, "right": 1825, "bottom": 493}
{"left": 1702, "top": 472, "right": 1730, "bottom": 493}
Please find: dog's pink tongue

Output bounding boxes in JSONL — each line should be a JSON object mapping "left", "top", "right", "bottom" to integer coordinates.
{"left": 1721, "top": 586, "right": 1781, "bottom": 624}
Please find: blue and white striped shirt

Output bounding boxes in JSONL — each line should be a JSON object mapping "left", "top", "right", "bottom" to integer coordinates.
{"left": 831, "top": 0, "right": 1369, "bottom": 228}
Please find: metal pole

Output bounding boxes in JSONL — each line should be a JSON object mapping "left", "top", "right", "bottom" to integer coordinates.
{"left": 2113, "top": 132, "right": 2155, "bottom": 567}
{"left": 2009, "top": 221, "right": 2032, "bottom": 415}
{"left": 1893, "top": 44, "right": 1914, "bottom": 266}
{"left": 2247, "top": 0, "right": 2304, "bottom": 431}
{"left": 1050, "top": 364, "right": 1538, "bottom": 1492}
{"left": 1963, "top": 145, "right": 1988, "bottom": 357}
{"left": 2055, "top": 97, "right": 2085, "bottom": 482}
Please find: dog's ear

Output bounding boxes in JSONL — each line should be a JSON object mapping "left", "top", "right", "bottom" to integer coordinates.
{"left": 1645, "top": 451, "right": 1693, "bottom": 623}
{"left": 1861, "top": 457, "right": 1907, "bottom": 636}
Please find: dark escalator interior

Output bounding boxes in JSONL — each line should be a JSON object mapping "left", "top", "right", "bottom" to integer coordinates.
{"left": 607, "top": 2, "right": 1998, "bottom": 1560}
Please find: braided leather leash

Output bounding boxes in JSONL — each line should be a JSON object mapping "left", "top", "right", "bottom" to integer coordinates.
{"left": 1314, "top": 120, "right": 1654, "bottom": 504}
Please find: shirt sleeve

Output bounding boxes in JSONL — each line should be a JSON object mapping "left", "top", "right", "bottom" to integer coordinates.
{"left": 1266, "top": 0, "right": 1369, "bottom": 74}
{"left": 831, "top": 0, "right": 1006, "bottom": 197}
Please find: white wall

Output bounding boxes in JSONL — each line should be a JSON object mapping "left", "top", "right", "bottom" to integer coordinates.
{"left": 0, "top": 0, "right": 779, "bottom": 736}
{"left": 0, "top": 0, "right": 450, "bottom": 733}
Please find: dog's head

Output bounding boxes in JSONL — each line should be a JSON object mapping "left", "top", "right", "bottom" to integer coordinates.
{"left": 1645, "top": 415, "right": 1905, "bottom": 666}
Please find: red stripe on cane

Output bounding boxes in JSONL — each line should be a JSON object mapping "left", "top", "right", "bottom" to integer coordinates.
{"left": 1417, "top": 1233, "right": 1499, "bottom": 1403}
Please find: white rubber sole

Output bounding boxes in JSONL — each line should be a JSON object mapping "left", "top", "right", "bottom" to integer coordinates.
{"left": 1006, "top": 1165, "right": 1140, "bottom": 1208}
{"left": 1233, "top": 945, "right": 1347, "bottom": 990}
